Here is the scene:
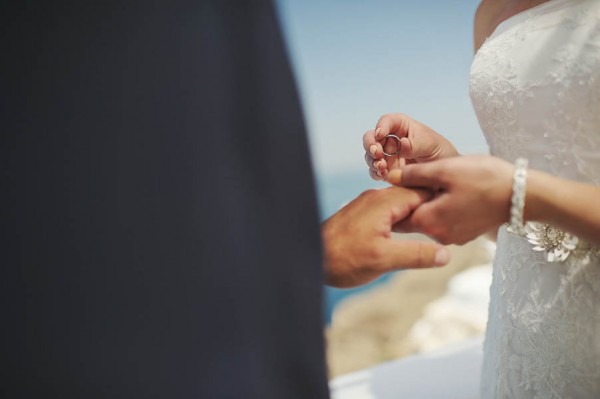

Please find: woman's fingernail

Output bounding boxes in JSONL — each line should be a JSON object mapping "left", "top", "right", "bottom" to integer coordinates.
{"left": 375, "top": 127, "right": 382, "bottom": 139}
{"left": 435, "top": 246, "right": 451, "bottom": 266}
{"left": 369, "top": 145, "right": 377, "bottom": 156}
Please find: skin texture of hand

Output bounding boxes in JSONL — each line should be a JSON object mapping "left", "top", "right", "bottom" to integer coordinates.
{"left": 389, "top": 155, "right": 514, "bottom": 245}
{"left": 322, "top": 186, "right": 451, "bottom": 288}
{"left": 363, "top": 113, "right": 459, "bottom": 181}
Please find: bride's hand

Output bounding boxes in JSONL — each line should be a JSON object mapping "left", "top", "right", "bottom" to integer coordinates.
{"left": 363, "top": 113, "right": 459, "bottom": 180}
{"left": 389, "top": 155, "right": 513, "bottom": 245}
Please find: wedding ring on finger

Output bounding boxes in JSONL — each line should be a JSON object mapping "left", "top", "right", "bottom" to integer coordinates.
{"left": 382, "top": 134, "right": 401, "bottom": 157}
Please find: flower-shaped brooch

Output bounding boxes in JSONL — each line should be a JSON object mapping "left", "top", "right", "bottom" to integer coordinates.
{"left": 525, "top": 223, "right": 579, "bottom": 262}
{"left": 520, "top": 223, "right": 600, "bottom": 264}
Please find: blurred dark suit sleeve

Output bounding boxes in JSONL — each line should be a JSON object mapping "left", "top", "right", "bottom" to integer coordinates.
{"left": 1, "top": 1, "right": 329, "bottom": 398}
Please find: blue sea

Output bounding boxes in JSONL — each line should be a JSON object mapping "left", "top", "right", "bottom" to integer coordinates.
{"left": 316, "top": 171, "right": 397, "bottom": 324}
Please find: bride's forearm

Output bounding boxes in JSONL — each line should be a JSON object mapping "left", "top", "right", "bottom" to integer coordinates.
{"left": 525, "top": 170, "right": 600, "bottom": 246}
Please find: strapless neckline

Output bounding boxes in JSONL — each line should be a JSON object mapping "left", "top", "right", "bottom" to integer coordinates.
{"left": 486, "top": 0, "right": 577, "bottom": 43}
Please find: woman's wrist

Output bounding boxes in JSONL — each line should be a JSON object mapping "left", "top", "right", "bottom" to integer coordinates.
{"left": 523, "top": 169, "right": 555, "bottom": 224}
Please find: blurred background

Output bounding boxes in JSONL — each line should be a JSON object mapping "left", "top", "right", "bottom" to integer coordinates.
{"left": 276, "top": 0, "right": 495, "bottom": 377}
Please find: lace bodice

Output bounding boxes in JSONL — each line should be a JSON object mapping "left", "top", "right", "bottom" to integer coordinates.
{"left": 469, "top": 0, "right": 600, "bottom": 397}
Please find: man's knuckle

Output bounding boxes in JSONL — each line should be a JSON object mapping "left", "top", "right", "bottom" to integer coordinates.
{"left": 368, "top": 244, "right": 386, "bottom": 265}
{"left": 360, "top": 189, "right": 377, "bottom": 198}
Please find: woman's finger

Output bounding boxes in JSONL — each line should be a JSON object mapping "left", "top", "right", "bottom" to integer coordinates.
{"left": 398, "top": 135, "right": 438, "bottom": 161}
{"left": 388, "top": 163, "right": 445, "bottom": 188}
{"left": 363, "top": 130, "right": 384, "bottom": 159}
{"left": 365, "top": 152, "right": 390, "bottom": 174}
{"left": 369, "top": 168, "right": 385, "bottom": 181}
{"left": 375, "top": 113, "right": 411, "bottom": 140}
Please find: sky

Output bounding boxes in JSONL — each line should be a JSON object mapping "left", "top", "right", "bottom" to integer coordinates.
{"left": 276, "top": 0, "right": 488, "bottom": 177}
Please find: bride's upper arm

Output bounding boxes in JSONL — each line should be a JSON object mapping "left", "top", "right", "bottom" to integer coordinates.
{"left": 473, "top": 0, "right": 495, "bottom": 54}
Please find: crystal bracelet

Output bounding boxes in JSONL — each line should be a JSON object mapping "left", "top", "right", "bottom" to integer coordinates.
{"left": 507, "top": 158, "right": 528, "bottom": 236}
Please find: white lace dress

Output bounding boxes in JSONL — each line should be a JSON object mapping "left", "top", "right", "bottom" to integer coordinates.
{"left": 469, "top": 0, "right": 600, "bottom": 397}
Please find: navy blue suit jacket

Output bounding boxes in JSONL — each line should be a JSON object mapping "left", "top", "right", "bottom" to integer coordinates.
{"left": 1, "top": 1, "right": 329, "bottom": 397}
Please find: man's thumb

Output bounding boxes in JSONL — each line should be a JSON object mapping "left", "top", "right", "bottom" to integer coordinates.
{"left": 378, "top": 240, "right": 450, "bottom": 271}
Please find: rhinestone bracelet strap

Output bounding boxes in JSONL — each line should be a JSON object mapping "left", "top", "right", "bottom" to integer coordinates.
{"left": 507, "top": 158, "right": 528, "bottom": 235}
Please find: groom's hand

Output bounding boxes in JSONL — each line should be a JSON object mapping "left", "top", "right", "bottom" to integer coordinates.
{"left": 322, "top": 187, "right": 451, "bottom": 288}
